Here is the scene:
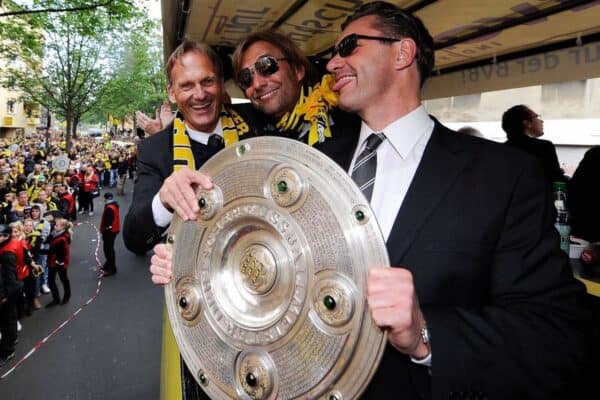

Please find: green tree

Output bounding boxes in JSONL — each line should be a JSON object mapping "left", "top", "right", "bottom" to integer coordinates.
{"left": 3, "top": 0, "right": 144, "bottom": 149}
{"left": 90, "top": 20, "right": 166, "bottom": 134}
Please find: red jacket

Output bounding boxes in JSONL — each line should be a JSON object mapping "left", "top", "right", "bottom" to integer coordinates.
{"left": 100, "top": 202, "right": 120, "bottom": 234}
{"left": 83, "top": 173, "right": 98, "bottom": 193}
{"left": 61, "top": 192, "right": 76, "bottom": 214}
{"left": 48, "top": 230, "right": 71, "bottom": 269}
{"left": 0, "top": 238, "right": 30, "bottom": 281}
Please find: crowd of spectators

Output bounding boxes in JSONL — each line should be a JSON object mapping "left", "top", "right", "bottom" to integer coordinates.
{"left": 0, "top": 131, "right": 137, "bottom": 363}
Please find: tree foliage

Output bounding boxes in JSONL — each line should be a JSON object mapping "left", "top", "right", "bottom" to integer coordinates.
{"left": 89, "top": 19, "right": 166, "bottom": 129}
{"left": 2, "top": 0, "right": 147, "bottom": 148}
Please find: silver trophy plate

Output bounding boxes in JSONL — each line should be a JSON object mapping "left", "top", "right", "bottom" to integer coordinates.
{"left": 53, "top": 155, "right": 70, "bottom": 173}
{"left": 166, "top": 137, "right": 388, "bottom": 400}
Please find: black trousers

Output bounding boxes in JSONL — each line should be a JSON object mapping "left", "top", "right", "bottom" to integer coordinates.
{"left": 102, "top": 232, "right": 117, "bottom": 272}
{"left": 48, "top": 266, "right": 70, "bottom": 302}
{"left": 0, "top": 291, "right": 18, "bottom": 356}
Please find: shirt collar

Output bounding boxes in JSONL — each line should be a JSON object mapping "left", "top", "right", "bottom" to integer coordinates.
{"left": 359, "top": 105, "right": 433, "bottom": 159}
{"left": 185, "top": 120, "right": 223, "bottom": 145}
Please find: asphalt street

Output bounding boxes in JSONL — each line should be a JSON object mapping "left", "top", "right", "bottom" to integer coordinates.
{"left": 0, "top": 186, "right": 164, "bottom": 399}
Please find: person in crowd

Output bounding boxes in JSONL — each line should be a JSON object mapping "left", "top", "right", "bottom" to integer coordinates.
{"left": 99, "top": 193, "right": 120, "bottom": 277}
{"left": 55, "top": 183, "right": 76, "bottom": 221}
{"left": 8, "top": 221, "right": 39, "bottom": 318}
{"left": 116, "top": 155, "right": 128, "bottom": 196}
{"left": 13, "top": 190, "right": 29, "bottom": 220}
{"left": 568, "top": 145, "right": 600, "bottom": 265}
{"left": 30, "top": 205, "right": 51, "bottom": 295}
{"left": 80, "top": 165, "right": 99, "bottom": 217}
{"left": 135, "top": 100, "right": 175, "bottom": 136}
{"left": 31, "top": 189, "right": 58, "bottom": 216}
{"left": 45, "top": 218, "right": 71, "bottom": 307}
{"left": 502, "top": 104, "right": 564, "bottom": 185}
{"left": 151, "top": 2, "right": 591, "bottom": 398}
{"left": 23, "top": 218, "right": 43, "bottom": 311}
{"left": 0, "top": 224, "right": 19, "bottom": 365}
{"left": 456, "top": 125, "right": 483, "bottom": 137}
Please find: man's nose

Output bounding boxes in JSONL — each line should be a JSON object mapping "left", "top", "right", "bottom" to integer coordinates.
{"left": 191, "top": 84, "right": 208, "bottom": 99}
{"left": 252, "top": 72, "right": 268, "bottom": 89}
{"left": 326, "top": 55, "right": 342, "bottom": 73}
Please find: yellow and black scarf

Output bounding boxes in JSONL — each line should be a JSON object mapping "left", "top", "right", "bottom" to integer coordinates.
{"left": 277, "top": 74, "right": 339, "bottom": 146}
{"left": 172, "top": 105, "right": 249, "bottom": 172}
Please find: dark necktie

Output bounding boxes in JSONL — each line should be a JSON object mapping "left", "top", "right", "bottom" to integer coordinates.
{"left": 351, "top": 133, "right": 385, "bottom": 201}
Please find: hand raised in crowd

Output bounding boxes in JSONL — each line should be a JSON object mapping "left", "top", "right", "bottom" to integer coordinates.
{"left": 367, "top": 267, "right": 430, "bottom": 359}
{"left": 135, "top": 110, "right": 162, "bottom": 135}
{"left": 159, "top": 100, "right": 175, "bottom": 128}
{"left": 150, "top": 243, "right": 173, "bottom": 286}
{"left": 159, "top": 167, "right": 214, "bottom": 221}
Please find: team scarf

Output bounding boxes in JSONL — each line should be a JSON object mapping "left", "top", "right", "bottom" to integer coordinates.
{"left": 172, "top": 105, "right": 249, "bottom": 172}
{"left": 276, "top": 74, "right": 339, "bottom": 146}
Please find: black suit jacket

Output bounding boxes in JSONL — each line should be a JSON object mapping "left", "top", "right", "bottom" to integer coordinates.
{"left": 122, "top": 105, "right": 360, "bottom": 254}
{"left": 505, "top": 135, "right": 563, "bottom": 185}
{"left": 362, "top": 121, "right": 589, "bottom": 399}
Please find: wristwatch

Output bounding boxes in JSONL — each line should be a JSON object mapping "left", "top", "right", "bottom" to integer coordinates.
{"left": 421, "top": 325, "right": 430, "bottom": 345}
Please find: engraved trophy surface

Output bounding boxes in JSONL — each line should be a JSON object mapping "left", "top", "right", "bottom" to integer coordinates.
{"left": 165, "top": 137, "right": 389, "bottom": 399}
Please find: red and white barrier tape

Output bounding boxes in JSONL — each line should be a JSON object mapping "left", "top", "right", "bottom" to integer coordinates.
{"left": 1, "top": 221, "right": 106, "bottom": 379}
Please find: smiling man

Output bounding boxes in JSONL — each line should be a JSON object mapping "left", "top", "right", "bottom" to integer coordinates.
{"left": 123, "top": 41, "right": 252, "bottom": 254}
{"left": 325, "top": 1, "right": 590, "bottom": 398}
{"left": 232, "top": 30, "right": 360, "bottom": 165}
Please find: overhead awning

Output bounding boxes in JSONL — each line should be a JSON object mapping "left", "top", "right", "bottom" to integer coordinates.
{"left": 162, "top": 0, "right": 600, "bottom": 98}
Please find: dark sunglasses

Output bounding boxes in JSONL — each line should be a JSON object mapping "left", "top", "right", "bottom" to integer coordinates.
{"left": 237, "top": 56, "right": 287, "bottom": 91}
{"left": 332, "top": 33, "right": 401, "bottom": 58}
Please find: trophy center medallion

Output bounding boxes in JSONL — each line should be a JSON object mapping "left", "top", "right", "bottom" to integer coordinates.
{"left": 239, "top": 245, "right": 277, "bottom": 295}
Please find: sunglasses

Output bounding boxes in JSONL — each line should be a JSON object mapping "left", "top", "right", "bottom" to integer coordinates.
{"left": 237, "top": 56, "right": 287, "bottom": 91}
{"left": 332, "top": 33, "right": 401, "bottom": 58}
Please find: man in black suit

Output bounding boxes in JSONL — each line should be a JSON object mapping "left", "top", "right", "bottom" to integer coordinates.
{"left": 123, "top": 41, "right": 242, "bottom": 254}
{"left": 503, "top": 104, "right": 564, "bottom": 186}
{"left": 324, "top": 2, "right": 589, "bottom": 398}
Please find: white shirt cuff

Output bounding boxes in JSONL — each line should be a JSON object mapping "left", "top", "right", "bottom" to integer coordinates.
{"left": 410, "top": 352, "right": 432, "bottom": 367}
{"left": 152, "top": 193, "right": 173, "bottom": 228}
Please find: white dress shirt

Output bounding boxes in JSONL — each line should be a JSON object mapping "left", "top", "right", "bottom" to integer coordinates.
{"left": 349, "top": 105, "right": 434, "bottom": 241}
{"left": 350, "top": 105, "right": 434, "bottom": 367}
{"left": 152, "top": 121, "right": 224, "bottom": 228}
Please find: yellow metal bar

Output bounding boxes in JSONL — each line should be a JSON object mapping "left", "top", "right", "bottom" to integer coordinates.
{"left": 576, "top": 276, "right": 600, "bottom": 298}
{"left": 161, "top": 306, "right": 183, "bottom": 400}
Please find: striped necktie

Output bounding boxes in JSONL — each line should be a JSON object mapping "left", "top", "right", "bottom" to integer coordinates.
{"left": 351, "top": 133, "right": 385, "bottom": 201}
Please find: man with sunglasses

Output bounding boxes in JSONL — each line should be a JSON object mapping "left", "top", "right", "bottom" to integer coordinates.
{"left": 323, "top": 1, "right": 590, "bottom": 398}
{"left": 231, "top": 30, "right": 361, "bottom": 168}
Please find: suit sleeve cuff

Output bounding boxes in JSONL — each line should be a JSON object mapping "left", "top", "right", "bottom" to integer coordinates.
{"left": 152, "top": 193, "right": 173, "bottom": 228}
{"left": 410, "top": 352, "right": 432, "bottom": 367}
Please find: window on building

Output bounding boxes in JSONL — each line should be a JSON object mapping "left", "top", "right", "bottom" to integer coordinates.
{"left": 6, "top": 99, "right": 16, "bottom": 114}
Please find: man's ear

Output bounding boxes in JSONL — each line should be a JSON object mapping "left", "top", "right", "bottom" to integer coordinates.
{"left": 394, "top": 38, "right": 417, "bottom": 70}
{"left": 167, "top": 85, "right": 176, "bottom": 104}
{"left": 294, "top": 64, "right": 305, "bottom": 83}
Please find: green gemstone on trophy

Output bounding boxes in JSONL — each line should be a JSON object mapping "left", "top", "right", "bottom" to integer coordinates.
{"left": 239, "top": 144, "right": 246, "bottom": 154}
{"left": 179, "top": 297, "right": 188, "bottom": 309}
{"left": 167, "top": 235, "right": 175, "bottom": 244}
{"left": 329, "top": 395, "right": 340, "bottom": 400}
{"left": 324, "top": 295, "right": 336, "bottom": 310}
{"left": 355, "top": 210, "right": 365, "bottom": 221}
{"left": 245, "top": 372, "right": 257, "bottom": 387}
{"left": 198, "top": 373, "right": 208, "bottom": 386}
{"left": 277, "top": 180, "right": 288, "bottom": 193}
{"left": 198, "top": 197, "right": 206, "bottom": 208}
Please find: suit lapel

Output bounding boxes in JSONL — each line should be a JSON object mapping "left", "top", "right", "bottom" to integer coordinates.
{"left": 386, "top": 122, "right": 473, "bottom": 263}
